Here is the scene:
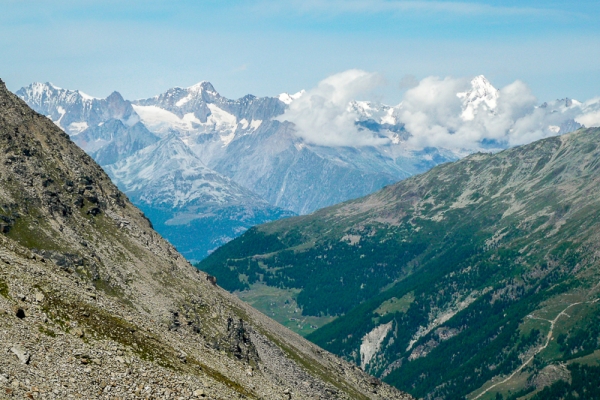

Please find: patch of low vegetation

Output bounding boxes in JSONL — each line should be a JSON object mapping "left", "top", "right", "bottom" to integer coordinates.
{"left": 237, "top": 283, "right": 336, "bottom": 336}
{"left": 556, "top": 307, "right": 600, "bottom": 361}
{"left": 523, "top": 363, "right": 600, "bottom": 400}
{"left": 6, "top": 216, "right": 64, "bottom": 252}
{"left": 41, "top": 291, "right": 180, "bottom": 368}
{"left": 38, "top": 325, "right": 57, "bottom": 337}
{"left": 374, "top": 292, "right": 415, "bottom": 316}
{"left": 0, "top": 277, "right": 9, "bottom": 298}
{"left": 184, "top": 355, "right": 256, "bottom": 399}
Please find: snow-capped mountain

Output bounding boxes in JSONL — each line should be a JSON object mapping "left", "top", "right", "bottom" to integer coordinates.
{"left": 457, "top": 75, "right": 499, "bottom": 121}
{"left": 105, "top": 134, "right": 293, "bottom": 260}
{"left": 16, "top": 82, "right": 139, "bottom": 135}
{"left": 130, "top": 82, "right": 287, "bottom": 166}
{"left": 278, "top": 90, "right": 305, "bottom": 105}
{"left": 454, "top": 75, "right": 593, "bottom": 137}
{"left": 124, "top": 82, "right": 455, "bottom": 214}
{"left": 16, "top": 83, "right": 151, "bottom": 162}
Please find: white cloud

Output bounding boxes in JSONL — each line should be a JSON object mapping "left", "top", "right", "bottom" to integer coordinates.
{"left": 398, "top": 76, "right": 586, "bottom": 151}
{"left": 276, "top": 69, "right": 388, "bottom": 147}
{"left": 575, "top": 103, "right": 600, "bottom": 127}
{"left": 277, "top": 70, "right": 597, "bottom": 152}
{"left": 396, "top": 76, "right": 469, "bottom": 149}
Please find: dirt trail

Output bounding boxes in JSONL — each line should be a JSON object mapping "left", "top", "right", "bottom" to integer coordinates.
{"left": 471, "top": 299, "right": 599, "bottom": 400}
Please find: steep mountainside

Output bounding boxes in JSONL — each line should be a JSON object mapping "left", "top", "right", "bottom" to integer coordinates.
{"left": 200, "top": 127, "right": 600, "bottom": 399}
{"left": 0, "top": 79, "right": 409, "bottom": 399}
{"left": 76, "top": 119, "right": 160, "bottom": 166}
{"left": 105, "top": 134, "right": 293, "bottom": 260}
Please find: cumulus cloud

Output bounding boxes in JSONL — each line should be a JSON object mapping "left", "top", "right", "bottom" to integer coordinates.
{"left": 397, "top": 76, "right": 594, "bottom": 151}
{"left": 398, "top": 77, "right": 541, "bottom": 150}
{"left": 276, "top": 69, "right": 388, "bottom": 147}
{"left": 575, "top": 100, "right": 600, "bottom": 127}
{"left": 396, "top": 76, "right": 469, "bottom": 149}
{"left": 279, "top": 70, "right": 597, "bottom": 152}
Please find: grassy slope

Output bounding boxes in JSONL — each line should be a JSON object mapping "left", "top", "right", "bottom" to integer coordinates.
{"left": 199, "top": 128, "right": 600, "bottom": 399}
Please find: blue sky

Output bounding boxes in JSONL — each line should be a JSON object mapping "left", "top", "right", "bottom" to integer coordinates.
{"left": 1, "top": 0, "right": 599, "bottom": 103}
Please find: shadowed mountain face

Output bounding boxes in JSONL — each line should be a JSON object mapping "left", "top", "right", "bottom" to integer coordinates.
{"left": 105, "top": 133, "right": 294, "bottom": 260}
{"left": 199, "top": 127, "right": 600, "bottom": 399}
{"left": 0, "top": 79, "right": 410, "bottom": 399}
{"left": 76, "top": 118, "right": 160, "bottom": 165}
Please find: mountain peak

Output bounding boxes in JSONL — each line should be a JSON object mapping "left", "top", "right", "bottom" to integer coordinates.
{"left": 470, "top": 75, "right": 495, "bottom": 92}
{"left": 36, "top": 81, "right": 62, "bottom": 91}
{"left": 457, "top": 75, "right": 499, "bottom": 121}
{"left": 106, "top": 90, "right": 126, "bottom": 103}
{"left": 278, "top": 90, "right": 305, "bottom": 105}
{"left": 187, "top": 80, "right": 217, "bottom": 94}
{"left": 146, "top": 132, "right": 200, "bottom": 162}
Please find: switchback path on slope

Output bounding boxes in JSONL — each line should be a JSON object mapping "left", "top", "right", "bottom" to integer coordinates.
{"left": 471, "top": 298, "right": 599, "bottom": 400}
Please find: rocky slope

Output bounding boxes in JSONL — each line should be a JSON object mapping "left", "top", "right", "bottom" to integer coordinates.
{"left": 200, "top": 127, "right": 600, "bottom": 399}
{"left": 0, "top": 79, "right": 410, "bottom": 399}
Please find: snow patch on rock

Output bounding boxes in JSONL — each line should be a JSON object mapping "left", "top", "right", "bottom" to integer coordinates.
{"left": 68, "top": 121, "right": 89, "bottom": 135}
{"left": 278, "top": 90, "right": 305, "bottom": 105}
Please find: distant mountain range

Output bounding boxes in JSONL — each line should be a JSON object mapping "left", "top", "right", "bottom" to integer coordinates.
{"left": 16, "top": 76, "right": 596, "bottom": 260}
{"left": 199, "top": 126, "right": 600, "bottom": 399}
{"left": 105, "top": 133, "right": 293, "bottom": 259}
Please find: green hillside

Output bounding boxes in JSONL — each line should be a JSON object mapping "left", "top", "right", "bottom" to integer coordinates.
{"left": 199, "top": 128, "right": 600, "bottom": 399}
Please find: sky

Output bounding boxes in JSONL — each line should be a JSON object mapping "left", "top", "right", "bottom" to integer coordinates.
{"left": 1, "top": 0, "right": 600, "bottom": 104}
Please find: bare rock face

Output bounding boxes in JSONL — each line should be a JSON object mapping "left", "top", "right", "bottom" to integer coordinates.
{"left": 0, "top": 78, "right": 411, "bottom": 399}
{"left": 528, "top": 364, "right": 571, "bottom": 391}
